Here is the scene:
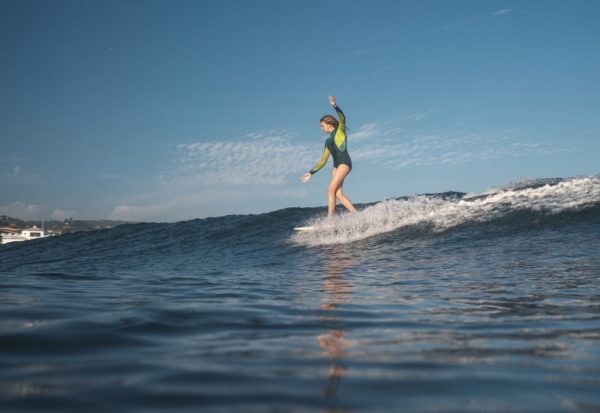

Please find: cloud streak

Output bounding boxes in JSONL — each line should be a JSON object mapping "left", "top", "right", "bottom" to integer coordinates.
{"left": 166, "top": 113, "right": 433, "bottom": 190}
{"left": 493, "top": 9, "right": 515, "bottom": 16}
{"left": 166, "top": 130, "right": 317, "bottom": 187}
{"left": 352, "top": 128, "right": 573, "bottom": 169}
{"left": 164, "top": 116, "right": 573, "bottom": 191}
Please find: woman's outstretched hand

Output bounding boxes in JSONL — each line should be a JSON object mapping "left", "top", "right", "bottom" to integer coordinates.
{"left": 301, "top": 172, "right": 312, "bottom": 183}
{"left": 329, "top": 95, "right": 336, "bottom": 107}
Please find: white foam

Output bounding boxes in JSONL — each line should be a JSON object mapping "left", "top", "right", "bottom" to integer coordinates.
{"left": 292, "top": 176, "right": 600, "bottom": 246}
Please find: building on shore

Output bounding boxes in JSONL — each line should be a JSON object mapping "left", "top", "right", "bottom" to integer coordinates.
{"left": 1, "top": 226, "right": 51, "bottom": 244}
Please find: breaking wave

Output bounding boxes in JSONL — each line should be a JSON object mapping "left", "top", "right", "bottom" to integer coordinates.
{"left": 292, "top": 176, "right": 600, "bottom": 246}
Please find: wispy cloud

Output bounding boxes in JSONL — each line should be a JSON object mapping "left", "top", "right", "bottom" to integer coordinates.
{"left": 349, "top": 113, "right": 427, "bottom": 142}
{"left": 346, "top": 112, "right": 573, "bottom": 169}
{"left": 443, "top": 8, "right": 518, "bottom": 30}
{"left": 350, "top": 123, "right": 380, "bottom": 142}
{"left": 165, "top": 113, "right": 430, "bottom": 187}
{"left": 165, "top": 130, "right": 317, "bottom": 187}
{"left": 493, "top": 9, "right": 515, "bottom": 16}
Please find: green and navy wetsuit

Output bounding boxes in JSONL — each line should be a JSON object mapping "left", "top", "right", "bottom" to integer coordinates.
{"left": 309, "top": 105, "right": 352, "bottom": 175}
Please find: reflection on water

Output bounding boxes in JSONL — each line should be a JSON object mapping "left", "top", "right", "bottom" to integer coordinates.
{"left": 319, "top": 246, "right": 354, "bottom": 403}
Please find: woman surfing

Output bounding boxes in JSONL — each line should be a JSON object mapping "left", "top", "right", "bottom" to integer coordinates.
{"left": 301, "top": 96, "right": 357, "bottom": 217}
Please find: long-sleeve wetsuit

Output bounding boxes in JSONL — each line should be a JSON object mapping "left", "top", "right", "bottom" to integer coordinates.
{"left": 308, "top": 105, "right": 352, "bottom": 175}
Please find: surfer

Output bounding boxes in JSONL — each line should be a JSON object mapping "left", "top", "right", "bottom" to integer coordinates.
{"left": 301, "top": 96, "right": 357, "bottom": 217}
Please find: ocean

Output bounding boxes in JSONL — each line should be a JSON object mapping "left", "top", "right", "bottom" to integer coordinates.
{"left": 1, "top": 176, "right": 599, "bottom": 412}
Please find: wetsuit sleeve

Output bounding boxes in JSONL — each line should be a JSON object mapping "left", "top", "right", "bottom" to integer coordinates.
{"left": 333, "top": 106, "right": 347, "bottom": 151}
{"left": 334, "top": 105, "right": 346, "bottom": 131}
{"left": 309, "top": 145, "right": 331, "bottom": 175}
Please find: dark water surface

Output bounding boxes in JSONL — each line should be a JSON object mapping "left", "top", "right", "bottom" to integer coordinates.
{"left": 1, "top": 177, "right": 600, "bottom": 412}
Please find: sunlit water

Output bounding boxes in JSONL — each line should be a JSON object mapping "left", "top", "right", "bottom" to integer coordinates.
{"left": 1, "top": 177, "right": 599, "bottom": 412}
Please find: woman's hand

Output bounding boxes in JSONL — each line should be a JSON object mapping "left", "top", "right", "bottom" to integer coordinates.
{"left": 301, "top": 172, "right": 312, "bottom": 183}
{"left": 329, "top": 95, "right": 336, "bottom": 107}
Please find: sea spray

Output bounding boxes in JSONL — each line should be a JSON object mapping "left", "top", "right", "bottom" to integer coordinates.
{"left": 292, "top": 176, "right": 600, "bottom": 246}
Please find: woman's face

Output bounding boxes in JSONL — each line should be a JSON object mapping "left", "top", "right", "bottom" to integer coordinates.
{"left": 320, "top": 121, "right": 334, "bottom": 133}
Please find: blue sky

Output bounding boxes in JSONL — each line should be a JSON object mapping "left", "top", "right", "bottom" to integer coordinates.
{"left": 1, "top": 0, "right": 599, "bottom": 222}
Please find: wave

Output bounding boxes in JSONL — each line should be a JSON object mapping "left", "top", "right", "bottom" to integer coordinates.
{"left": 292, "top": 176, "right": 600, "bottom": 246}
{"left": 1, "top": 176, "right": 598, "bottom": 261}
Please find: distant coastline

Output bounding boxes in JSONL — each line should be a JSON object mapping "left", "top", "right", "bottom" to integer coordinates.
{"left": 0, "top": 215, "right": 134, "bottom": 236}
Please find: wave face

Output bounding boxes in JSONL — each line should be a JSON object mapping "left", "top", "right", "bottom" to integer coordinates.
{"left": 1, "top": 176, "right": 600, "bottom": 412}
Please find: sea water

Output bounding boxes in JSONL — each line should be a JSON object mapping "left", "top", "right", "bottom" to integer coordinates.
{"left": 1, "top": 176, "right": 599, "bottom": 412}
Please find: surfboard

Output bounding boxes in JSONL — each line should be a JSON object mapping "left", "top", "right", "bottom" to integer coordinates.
{"left": 294, "top": 226, "right": 316, "bottom": 231}
{"left": 294, "top": 224, "right": 335, "bottom": 232}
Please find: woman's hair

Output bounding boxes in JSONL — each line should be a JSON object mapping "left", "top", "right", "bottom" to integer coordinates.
{"left": 320, "top": 114, "right": 339, "bottom": 129}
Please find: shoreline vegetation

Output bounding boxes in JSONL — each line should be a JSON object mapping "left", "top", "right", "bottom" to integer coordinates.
{"left": 0, "top": 215, "right": 133, "bottom": 236}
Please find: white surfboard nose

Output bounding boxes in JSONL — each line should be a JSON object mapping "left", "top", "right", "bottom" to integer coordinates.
{"left": 293, "top": 226, "right": 316, "bottom": 231}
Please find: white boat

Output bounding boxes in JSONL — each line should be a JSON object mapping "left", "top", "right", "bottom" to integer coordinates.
{"left": 1, "top": 226, "right": 50, "bottom": 244}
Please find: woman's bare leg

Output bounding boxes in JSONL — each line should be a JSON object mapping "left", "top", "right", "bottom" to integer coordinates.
{"left": 335, "top": 186, "right": 356, "bottom": 212}
{"left": 327, "top": 165, "right": 355, "bottom": 216}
